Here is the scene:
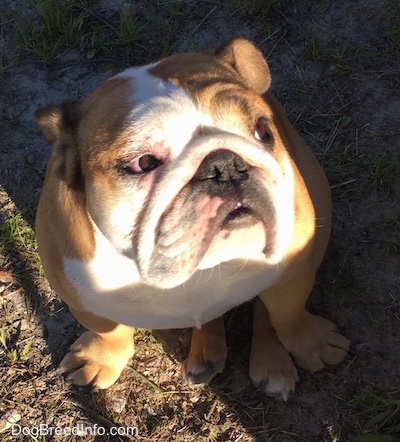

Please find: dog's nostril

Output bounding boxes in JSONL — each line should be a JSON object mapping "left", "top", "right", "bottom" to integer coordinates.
{"left": 234, "top": 156, "right": 248, "bottom": 173}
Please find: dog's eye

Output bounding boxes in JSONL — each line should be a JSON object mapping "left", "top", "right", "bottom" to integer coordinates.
{"left": 126, "top": 155, "right": 161, "bottom": 174}
{"left": 255, "top": 117, "right": 272, "bottom": 144}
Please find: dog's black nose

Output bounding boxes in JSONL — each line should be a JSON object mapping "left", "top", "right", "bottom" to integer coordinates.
{"left": 195, "top": 150, "right": 249, "bottom": 184}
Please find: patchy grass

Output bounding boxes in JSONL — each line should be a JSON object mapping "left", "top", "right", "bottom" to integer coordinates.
{"left": 368, "top": 154, "right": 400, "bottom": 193}
{"left": 305, "top": 33, "right": 352, "bottom": 74}
{"left": 0, "top": 210, "right": 42, "bottom": 285}
{"left": 351, "top": 390, "right": 400, "bottom": 441}
{"left": 305, "top": 31, "right": 326, "bottom": 61}
{"left": 2, "top": 0, "right": 143, "bottom": 65}
{"left": 0, "top": 326, "right": 33, "bottom": 363}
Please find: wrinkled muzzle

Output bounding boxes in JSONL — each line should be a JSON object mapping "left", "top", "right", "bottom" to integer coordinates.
{"left": 136, "top": 133, "right": 289, "bottom": 289}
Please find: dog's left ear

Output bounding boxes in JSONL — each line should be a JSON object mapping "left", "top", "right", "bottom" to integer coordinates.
{"left": 35, "top": 101, "right": 84, "bottom": 189}
{"left": 35, "top": 101, "right": 82, "bottom": 144}
{"left": 214, "top": 37, "right": 271, "bottom": 94}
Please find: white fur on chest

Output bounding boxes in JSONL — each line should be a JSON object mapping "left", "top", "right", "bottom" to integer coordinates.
{"left": 63, "top": 223, "right": 284, "bottom": 329}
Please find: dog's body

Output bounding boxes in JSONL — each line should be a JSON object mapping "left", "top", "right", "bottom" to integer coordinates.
{"left": 36, "top": 38, "right": 349, "bottom": 400}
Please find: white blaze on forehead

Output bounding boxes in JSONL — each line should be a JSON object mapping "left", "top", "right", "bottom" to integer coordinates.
{"left": 116, "top": 65, "right": 213, "bottom": 157}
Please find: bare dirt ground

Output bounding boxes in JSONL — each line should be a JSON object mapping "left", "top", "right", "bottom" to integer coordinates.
{"left": 0, "top": 0, "right": 399, "bottom": 441}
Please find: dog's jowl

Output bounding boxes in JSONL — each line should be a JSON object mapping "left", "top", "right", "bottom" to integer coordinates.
{"left": 35, "top": 38, "right": 349, "bottom": 401}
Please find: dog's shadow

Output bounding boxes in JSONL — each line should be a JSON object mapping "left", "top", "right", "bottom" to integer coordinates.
{"left": 152, "top": 327, "right": 192, "bottom": 363}
{"left": 153, "top": 303, "right": 252, "bottom": 364}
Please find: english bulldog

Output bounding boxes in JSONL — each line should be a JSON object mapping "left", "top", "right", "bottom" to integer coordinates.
{"left": 35, "top": 38, "right": 350, "bottom": 401}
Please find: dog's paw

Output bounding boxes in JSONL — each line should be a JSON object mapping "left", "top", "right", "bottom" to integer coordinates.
{"left": 249, "top": 338, "right": 299, "bottom": 401}
{"left": 282, "top": 315, "right": 350, "bottom": 372}
{"left": 59, "top": 331, "right": 135, "bottom": 390}
{"left": 181, "top": 341, "right": 227, "bottom": 386}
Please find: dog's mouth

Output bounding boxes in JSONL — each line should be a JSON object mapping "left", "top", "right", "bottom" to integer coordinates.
{"left": 222, "top": 202, "right": 256, "bottom": 229}
{"left": 139, "top": 196, "right": 265, "bottom": 288}
{"left": 194, "top": 193, "right": 275, "bottom": 272}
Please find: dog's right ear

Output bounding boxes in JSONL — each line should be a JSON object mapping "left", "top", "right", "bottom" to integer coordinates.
{"left": 35, "top": 101, "right": 84, "bottom": 189}
{"left": 214, "top": 38, "right": 271, "bottom": 95}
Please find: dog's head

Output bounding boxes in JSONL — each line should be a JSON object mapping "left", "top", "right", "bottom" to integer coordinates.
{"left": 36, "top": 38, "right": 295, "bottom": 289}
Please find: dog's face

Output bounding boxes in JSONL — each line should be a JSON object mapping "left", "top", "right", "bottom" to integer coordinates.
{"left": 36, "top": 39, "right": 295, "bottom": 290}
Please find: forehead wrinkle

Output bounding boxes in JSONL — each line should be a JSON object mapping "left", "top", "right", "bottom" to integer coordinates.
{"left": 186, "top": 81, "right": 254, "bottom": 116}
{"left": 120, "top": 87, "right": 214, "bottom": 159}
{"left": 184, "top": 82, "right": 258, "bottom": 136}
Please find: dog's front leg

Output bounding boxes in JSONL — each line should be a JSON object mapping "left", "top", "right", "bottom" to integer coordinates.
{"left": 59, "top": 308, "right": 135, "bottom": 390}
{"left": 249, "top": 296, "right": 299, "bottom": 401}
{"left": 255, "top": 266, "right": 349, "bottom": 388}
{"left": 182, "top": 317, "right": 227, "bottom": 386}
